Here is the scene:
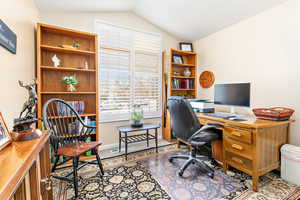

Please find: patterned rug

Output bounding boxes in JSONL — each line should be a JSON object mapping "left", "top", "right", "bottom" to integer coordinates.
{"left": 53, "top": 162, "right": 170, "bottom": 200}
{"left": 53, "top": 144, "right": 300, "bottom": 200}
{"left": 140, "top": 151, "right": 245, "bottom": 200}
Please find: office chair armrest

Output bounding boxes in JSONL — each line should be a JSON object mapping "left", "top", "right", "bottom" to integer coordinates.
{"left": 190, "top": 124, "right": 223, "bottom": 140}
{"left": 207, "top": 123, "right": 224, "bottom": 129}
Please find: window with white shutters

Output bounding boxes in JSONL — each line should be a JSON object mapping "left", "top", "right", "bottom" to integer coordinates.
{"left": 95, "top": 21, "right": 162, "bottom": 122}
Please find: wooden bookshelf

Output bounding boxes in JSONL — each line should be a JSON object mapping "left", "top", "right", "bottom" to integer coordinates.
{"left": 163, "top": 48, "right": 198, "bottom": 142}
{"left": 36, "top": 23, "right": 99, "bottom": 142}
{"left": 170, "top": 48, "right": 197, "bottom": 98}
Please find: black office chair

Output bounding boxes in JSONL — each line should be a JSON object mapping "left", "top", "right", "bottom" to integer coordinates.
{"left": 167, "top": 96, "right": 222, "bottom": 178}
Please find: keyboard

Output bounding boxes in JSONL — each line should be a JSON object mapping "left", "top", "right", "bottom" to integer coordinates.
{"left": 204, "top": 112, "right": 237, "bottom": 119}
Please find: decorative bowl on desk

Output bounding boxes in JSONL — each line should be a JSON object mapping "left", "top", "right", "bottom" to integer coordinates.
{"left": 252, "top": 107, "right": 294, "bottom": 121}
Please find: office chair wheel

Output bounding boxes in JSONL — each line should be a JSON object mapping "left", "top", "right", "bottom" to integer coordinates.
{"left": 210, "top": 158, "right": 218, "bottom": 167}
{"left": 169, "top": 158, "right": 174, "bottom": 163}
{"left": 178, "top": 170, "right": 184, "bottom": 177}
{"left": 208, "top": 172, "right": 214, "bottom": 179}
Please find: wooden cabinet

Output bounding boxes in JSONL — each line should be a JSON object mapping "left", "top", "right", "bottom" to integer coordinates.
{"left": 197, "top": 113, "right": 293, "bottom": 192}
{"left": 0, "top": 132, "right": 52, "bottom": 200}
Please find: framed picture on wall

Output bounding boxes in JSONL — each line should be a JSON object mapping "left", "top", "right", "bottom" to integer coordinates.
{"left": 0, "top": 112, "right": 12, "bottom": 151}
{"left": 0, "top": 19, "right": 17, "bottom": 54}
{"left": 179, "top": 42, "right": 193, "bottom": 52}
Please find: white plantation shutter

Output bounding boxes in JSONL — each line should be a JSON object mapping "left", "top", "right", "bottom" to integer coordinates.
{"left": 95, "top": 22, "right": 132, "bottom": 50}
{"left": 95, "top": 21, "right": 162, "bottom": 122}
{"left": 134, "top": 52, "right": 161, "bottom": 116}
{"left": 99, "top": 49, "right": 131, "bottom": 120}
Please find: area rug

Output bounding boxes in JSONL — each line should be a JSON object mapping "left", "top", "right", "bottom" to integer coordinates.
{"left": 140, "top": 151, "right": 246, "bottom": 200}
{"left": 53, "top": 162, "right": 170, "bottom": 200}
{"left": 53, "top": 144, "right": 300, "bottom": 200}
{"left": 140, "top": 151, "right": 300, "bottom": 200}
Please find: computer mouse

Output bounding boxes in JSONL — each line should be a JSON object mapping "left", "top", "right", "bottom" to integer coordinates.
{"left": 231, "top": 118, "right": 246, "bottom": 122}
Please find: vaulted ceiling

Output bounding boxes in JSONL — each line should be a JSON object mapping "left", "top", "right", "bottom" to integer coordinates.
{"left": 35, "top": 0, "right": 288, "bottom": 41}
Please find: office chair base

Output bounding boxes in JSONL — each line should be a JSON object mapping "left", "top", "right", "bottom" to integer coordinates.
{"left": 169, "top": 153, "right": 215, "bottom": 179}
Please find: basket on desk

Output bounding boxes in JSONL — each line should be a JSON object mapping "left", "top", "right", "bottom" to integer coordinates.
{"left": 252, "top": 107, "right": 294, "bottom": 121}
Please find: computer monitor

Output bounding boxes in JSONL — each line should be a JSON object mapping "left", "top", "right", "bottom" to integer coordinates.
{"left": 214, "top": 83, "right": 250, "bottom": 113}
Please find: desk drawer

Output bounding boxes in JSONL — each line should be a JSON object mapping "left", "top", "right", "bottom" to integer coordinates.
{"left": 224, "top": 127, "right": 252, "bottom": 144}
{"left": 224, "top": 137, "right": 253, "bottom": 160}
{"left": 226, "top": 152, "right": 253, "bottom": 172}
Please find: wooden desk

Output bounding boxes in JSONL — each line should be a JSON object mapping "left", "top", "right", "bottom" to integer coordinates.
{"left": 0, "top": 132, "right": 52, "bottom": 200}
{"left": 197, "top": 113, "right": 293, "bottom": 192}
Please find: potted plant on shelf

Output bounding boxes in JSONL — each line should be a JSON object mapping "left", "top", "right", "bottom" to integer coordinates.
{"left": 62, "top": 75, "right": 78, "bottom": 92}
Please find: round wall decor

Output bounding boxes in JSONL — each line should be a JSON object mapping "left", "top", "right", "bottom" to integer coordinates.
{"left": 199, "top": 71, "right": 215, "bottom": 88}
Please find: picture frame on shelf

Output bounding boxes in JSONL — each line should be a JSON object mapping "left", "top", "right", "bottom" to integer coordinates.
{"left": 0, "top": 112, "right": 12, "bottom": 151}
{"left": 173, "top": 55, "right": 184, "bottom": 64}
{"left": 179, "top": 42, "right": 193, "bottom": 52}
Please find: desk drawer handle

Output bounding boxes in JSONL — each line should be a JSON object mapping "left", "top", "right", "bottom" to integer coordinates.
{"left": 231, "top": 132, "right": 242, "bottom": 137}
{"left": 232, "top": 144, "right": 243, "bottom": 151}
{"left": 232, "top": 157, "right": 244, "bottom": 164}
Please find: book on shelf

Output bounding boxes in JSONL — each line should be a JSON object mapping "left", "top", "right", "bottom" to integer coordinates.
{"left": 189, "top": 79, "right": 194, "bottom": 89}
{"left": 56, "top": 101, "right": 85, "bottom": 116}
{"left": 181, "top": 79, "right": 189, "bottom": 89}
{"left": 172, "top": 78, "right": 194, "bottom": 89}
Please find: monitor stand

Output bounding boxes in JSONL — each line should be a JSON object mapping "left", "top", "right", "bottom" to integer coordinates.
{"left": 229, "top": 106, "right": 246, "bottom": 119}
{"left": 230, "top": 106, "right": 237, "bottom": 117}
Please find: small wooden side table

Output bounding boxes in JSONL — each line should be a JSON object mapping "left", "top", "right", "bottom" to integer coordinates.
{"left": 118, "top": 123, "right": 160, "bottom": 160}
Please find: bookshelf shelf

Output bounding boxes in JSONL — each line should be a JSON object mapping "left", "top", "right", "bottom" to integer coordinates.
{"left": 64, "top": 132, "right": 96, "bottom": 138}
{"left": 171, "top": 62, "right": 195, "bottom": 67}
{"left": 171, "top": 76, "right": 195, "bottom": 79}
{"left": 41, "top": 66, "right": 96, "bottom": 72}
{"left": 40, "top": 92, "right": 97, "bottom": 95}
{"left": 48, "top": 113, "right": 96, "bottom": 119}
{"left": 41, "top": 45, "right": 95, "bottom": 55}
{"left": 171, "top": 89, "right": 196, "bottom": 91}
{"left": 172, "top": 49, "right": 197, "bottom": 55}
{"left": 37, "top": 23, "right": 99, "bottom": 141}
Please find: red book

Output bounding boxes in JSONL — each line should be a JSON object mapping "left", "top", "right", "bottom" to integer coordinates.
{"left": 181, "top": 80, "right": 189, "bottom": 89}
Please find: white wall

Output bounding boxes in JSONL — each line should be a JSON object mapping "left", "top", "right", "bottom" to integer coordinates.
{"left": 40, "top": 11, "right": 180, "bottom": 146}
{"left": 194, "top": 0, "right": 300, "bottom": 145}
{"left": 0, "top": 0, "right": 39, "bottom": 128}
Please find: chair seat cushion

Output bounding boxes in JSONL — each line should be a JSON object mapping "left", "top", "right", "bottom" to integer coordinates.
{"left": 189, "top": 129, "right": 221, "bottom": 147}
{"left": 57, "top": 141, "right": 102, "bottom": 157}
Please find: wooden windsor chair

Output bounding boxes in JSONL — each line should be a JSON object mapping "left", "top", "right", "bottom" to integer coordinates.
{"left": 42, "top": 98, "right": 104, "bottom": 198}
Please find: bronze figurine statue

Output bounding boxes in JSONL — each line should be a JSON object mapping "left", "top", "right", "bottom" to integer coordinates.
{"left": 18, "top": 80, "right": 37, "bottom": 120}
{"left": 12, "top": 80, "right": 41, "bottom": 140}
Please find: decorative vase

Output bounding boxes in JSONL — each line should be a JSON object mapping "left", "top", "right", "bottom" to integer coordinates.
{"left": 67, "top": 84, "right": 76, "bottom": 92}
{"left": 130, "top": 104, "right": 144, "bottom": 127}
{"left": 183, "top": 67, "right": 191, "bottom": 77}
